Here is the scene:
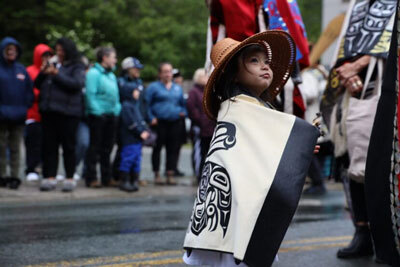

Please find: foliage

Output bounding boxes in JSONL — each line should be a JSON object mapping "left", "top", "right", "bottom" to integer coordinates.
{"left": 0, "top": 0, "right": 208, "bottom": 80}
{"left": 297, "top": 0, "right": 322, "bottom": 44}
{"left": 0, "top": 0, "right": 321, "bottom": 79}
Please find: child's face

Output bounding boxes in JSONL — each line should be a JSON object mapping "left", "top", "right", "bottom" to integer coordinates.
{"left": 128, "top": 67, "right": 140, "bottom": 79}
{"left": 132, "top": 89, "right": 140, "bottom": 100}
{"left": 236, "top": 50, "right": 273, "bottom": 96}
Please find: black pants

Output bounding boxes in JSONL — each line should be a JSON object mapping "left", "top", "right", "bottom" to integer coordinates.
{"left": 85, "top": 115, "right": 117, "bottom": 185}
{"left": 198, "top": 136, "right": 212, "bottom": 181}
{"left": 25, "top": 122, "right": 42, "bottom": 174}
{"left": 308, "top": 155, "right": 324, "bottom": 186}
{"left": 350, "top": 179, "right": 368, "bottom": 223}
{"left": 41, "top": 112, "right": 79, "bottom": 178}
{"left": 152, "top": 119, "right": 181, "bottom": 172}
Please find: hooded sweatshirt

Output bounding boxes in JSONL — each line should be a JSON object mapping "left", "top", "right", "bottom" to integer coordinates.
{"left": 0, "top": 37, "right": 34, "bottom": 123}
{"left": 26, "top": 44, "right": 53, "bottom": 122}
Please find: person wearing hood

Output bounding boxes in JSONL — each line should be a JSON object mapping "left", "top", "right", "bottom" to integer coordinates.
{"left": 25, "top": 44, "right": 53, "bottom": 181}
{"left": 84, "top": 47, "right": 121, "bottom": 188}
{"left": 0, "top": 37, "right": 34, "bottom": 190}
{"left": 118, "top": 79, "right": 150, "bottom": 192}
{"left": 35, "top": 37, "right": 86, "bottom": 192}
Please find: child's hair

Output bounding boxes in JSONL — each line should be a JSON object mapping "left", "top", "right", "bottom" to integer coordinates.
{"left": 213, "top": 44, "right": 268, "bottom": 103}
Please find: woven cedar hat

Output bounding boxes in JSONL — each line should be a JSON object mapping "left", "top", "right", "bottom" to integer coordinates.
{"left": 203, "top": 30, "right": 296, "bottom": 120}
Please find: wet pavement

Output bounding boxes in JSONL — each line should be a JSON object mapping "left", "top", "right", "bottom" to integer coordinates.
{"left": 0, "top": 185, "right": 387, "bottom": 267}
{"left": 0, "top": 147, "right": 389, "bottom": 266}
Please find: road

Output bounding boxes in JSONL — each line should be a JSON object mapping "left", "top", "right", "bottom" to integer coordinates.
{"left": 0, "top": 147, "right": 387, "bottom": 266}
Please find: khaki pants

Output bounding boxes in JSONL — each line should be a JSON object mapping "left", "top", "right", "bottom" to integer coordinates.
{"left": 0, "top": 123, "right": 24, "bottom": 178}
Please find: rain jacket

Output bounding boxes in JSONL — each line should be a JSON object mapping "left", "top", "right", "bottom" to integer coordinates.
{"left": 0, "top": 37, "right": 34, "bottom": 123}
{"left": 26, "top": 44, "right": 53, "bottom": 122}
{"left": 35, "top": 52, "right": 86, "bottom": 117}
{"left": 119, "top": 87, "right": 148, "bottom": 146}
{"left": 85, "top": 63, "right": 121, "bottom": 116}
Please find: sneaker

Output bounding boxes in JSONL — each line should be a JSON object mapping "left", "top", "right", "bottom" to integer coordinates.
{"left": 56, "top": 174, "right": 65, "bottom": 181}
{"left": 138, "top": 180, "right": 148, "bottom": 187}
{"left": 26, "top": 172, "right": 40, "bottom": 181}
{"left": 62, "top": 179, "right": 77, "bottom": 192}
{"left": 87, "top": 180, "right": 102, "bottom": 188}
{"left": 174, "top": 169, "right": 185, "bottom": 177}
{"left": 40, "top": 179, "right": 57, "bottom": 191}
{"left": 73, "top": 173, "right": 81, "bottom": 181}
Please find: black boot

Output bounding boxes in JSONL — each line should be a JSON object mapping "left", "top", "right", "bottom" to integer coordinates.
{"left": 130, "top": 173, "right": 139, "bottom": 192}
{"left": 0, "top": 177, "right": 7, "bottom": 187}
{"left": 119, "top": 172, "right": 135, "bottom": 192}
{"left": 337, "top": 225, "right": 374, "bottom": 258}
{"left": 8, "top": 177, "right": 21, "bottom": 190}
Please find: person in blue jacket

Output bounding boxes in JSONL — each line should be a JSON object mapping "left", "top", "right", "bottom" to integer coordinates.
{"left": 145, "top": 62, "right": 187, "bottom": 185}
{"left": 0, "top": 37, "right": 34, "bottom": 189}
{"left": 84, "top": 47, "right": 121, "bottom": 188}
{"left": 113, "top": 57, "right": 147, "bottom": 185}
{"left": 118, "top": 82, "right": 150, "bottom": 192}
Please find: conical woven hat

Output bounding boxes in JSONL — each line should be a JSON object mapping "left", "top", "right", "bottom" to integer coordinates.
{"left": 203, "top": 30, "right": 296, "bottom": 120}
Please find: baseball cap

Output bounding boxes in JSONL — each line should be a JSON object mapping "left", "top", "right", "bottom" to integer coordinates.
{"left": 121, "top": 57, "right": 144, "bottom": 70}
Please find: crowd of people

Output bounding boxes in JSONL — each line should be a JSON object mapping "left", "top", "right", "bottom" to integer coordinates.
{"left": 0, "top": 36, "right": 219, "bottom": 193}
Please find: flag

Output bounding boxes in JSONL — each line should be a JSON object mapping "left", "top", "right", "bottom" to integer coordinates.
{"left": 264, "top": 0, "right": 310, "bottom": 67}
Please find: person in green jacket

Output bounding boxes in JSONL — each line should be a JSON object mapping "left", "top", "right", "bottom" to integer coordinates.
{"left": 84, "top": 47, "right": 121, "bottom": 188}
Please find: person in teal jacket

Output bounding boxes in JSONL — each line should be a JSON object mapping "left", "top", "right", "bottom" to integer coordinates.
{"left": 84, "top": 47, "right": 121, "bottom": 188}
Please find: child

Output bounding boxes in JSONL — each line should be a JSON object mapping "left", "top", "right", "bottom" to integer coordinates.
{"left": 183, "top": 31, "right": 320, "bottom": 266}
{"left": 119, "top": 86, "right": 149, "bottom": 192}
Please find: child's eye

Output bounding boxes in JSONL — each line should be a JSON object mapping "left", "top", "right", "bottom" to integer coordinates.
{"left": 250, "top": 57, "right": 259, "bottom": 63}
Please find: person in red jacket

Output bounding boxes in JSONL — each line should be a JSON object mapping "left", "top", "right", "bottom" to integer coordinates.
{"left": 25, "top": 44, "right": 53, "bottom": 181}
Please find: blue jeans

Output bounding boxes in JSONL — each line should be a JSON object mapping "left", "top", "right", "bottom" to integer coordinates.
{"left": 75, "top": 121, "right": 90, "bottom": 167}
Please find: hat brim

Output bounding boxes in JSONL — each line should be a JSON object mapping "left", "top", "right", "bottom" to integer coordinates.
{"left": 203, "top": 30, "right": 296, "bottom": 120}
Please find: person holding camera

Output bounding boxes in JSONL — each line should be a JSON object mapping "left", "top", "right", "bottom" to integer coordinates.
{"left": 84, "top": 47, "right": 121, "bottom": 188}
{"left": 35, "top": 37, "right": 86, "bottom": 192}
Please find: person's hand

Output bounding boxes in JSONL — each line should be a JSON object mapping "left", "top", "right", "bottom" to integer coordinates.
{"left": 314, "top": 145, "right": 320, "bottom": 154}
{"left": 150, "top": 118, "right": 158, "bottom": 126}
{"left": 141, "top": 131, "right": 150, "bottom": 140}
{"left": 179, "top": 112, "right": 185, "bottom": 118}
{"left": 40, "top": 61, "right": 49, "bottom": 71}
{"left": 43, "top": 64, "right": 58, "bottom": 75}
{"left": 344, "top": 75, "right": 363, "bottom": 96}
{"left": 336, "top": 55, "right": 371, "bottom": 84}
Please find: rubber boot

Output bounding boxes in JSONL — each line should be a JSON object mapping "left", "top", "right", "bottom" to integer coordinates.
{"left": 119, "top": 172, "right": 135, "bottom": 192}
{"left": 130, "top": 172, "right": 139, "bottom": 192}
{"left": 337, "top": 225, "right": 374, "bottom": 258}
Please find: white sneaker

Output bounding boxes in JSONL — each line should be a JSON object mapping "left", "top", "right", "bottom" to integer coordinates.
{"left": 40, "top": 179, "right": 57, "bottom": 191}
{"left": 56, "top": 174, "right": 65, "bottom": 181}
{"left": 73, "top": 173, "right": 81, "bottom": 181}
{"left": 62, "top": 179, "right": 77, "bottom": 192}
{"left": 26, "top": 172, "right": 39, "bottom": 181}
